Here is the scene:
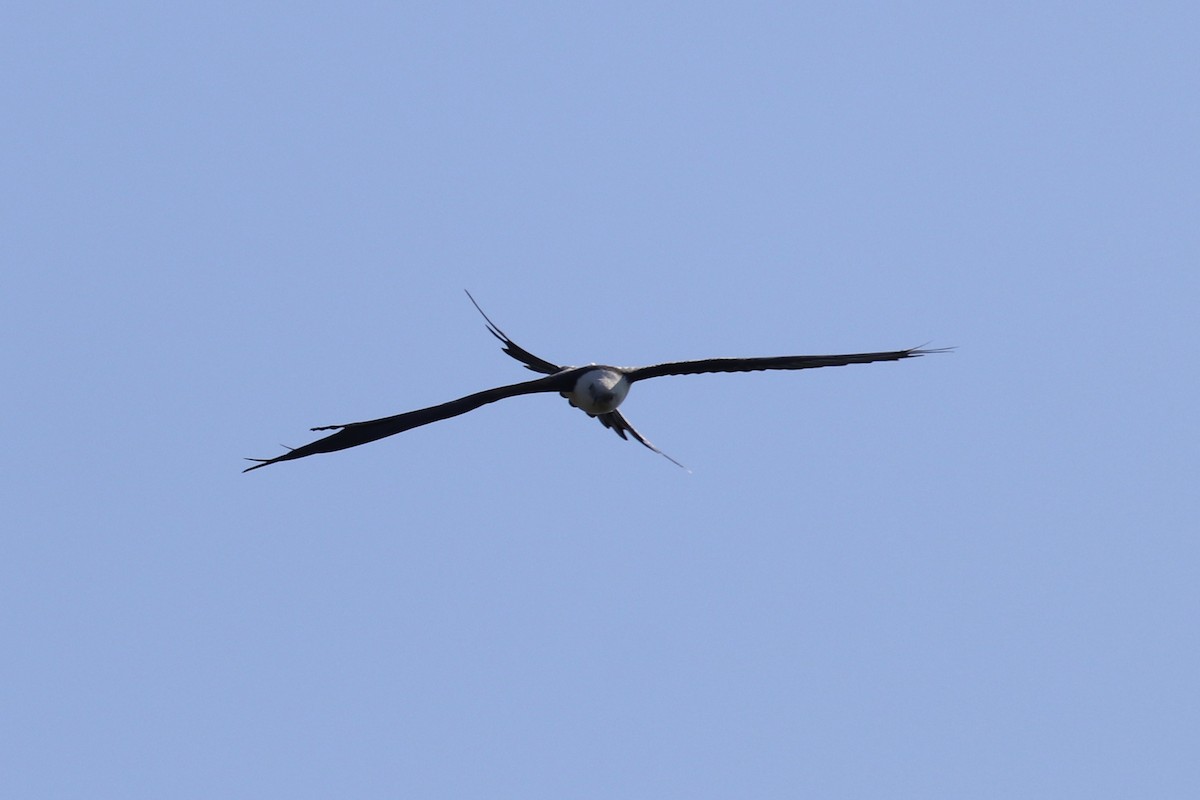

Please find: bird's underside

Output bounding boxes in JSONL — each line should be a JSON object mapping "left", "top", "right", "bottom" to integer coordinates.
{"left": 243, "top": 292, "right": 950, "bottom": 472}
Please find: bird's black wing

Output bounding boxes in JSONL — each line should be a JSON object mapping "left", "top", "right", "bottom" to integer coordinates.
{"left": 597, "top": 410, "right": 689, "bottom": 471}
{"left": 244, "top": 371, "right": 580, "bottom": 472}
{"left": 625, "top": 346, "right": 952, "bottom": 383}
{"left": 465, "top": 290, "right": 561, "bottom": 375}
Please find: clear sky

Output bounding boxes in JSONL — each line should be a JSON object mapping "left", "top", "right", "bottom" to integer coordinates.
{"left": 3, "top": 3, "right": 1197, "bottom": 797}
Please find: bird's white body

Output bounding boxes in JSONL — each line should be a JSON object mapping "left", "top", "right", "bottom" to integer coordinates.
{"left": 569, "top": 367, "right": 630, "bottom": 415}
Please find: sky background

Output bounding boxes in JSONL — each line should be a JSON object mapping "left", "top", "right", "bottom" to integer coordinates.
{"left": 3, "top": 2, "right": 1197, "bottom": 797}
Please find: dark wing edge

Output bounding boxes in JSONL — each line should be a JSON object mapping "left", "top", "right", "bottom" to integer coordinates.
{"left": 243, "top": 371, "right": 579, "bottom": 472}
{"left": 464, "top": 290, "right": 562, "bottom": 375}
{"left": 597, "top": 410, "right": 690, "bottom": 471}
{"left": 625, "top": 345, "right": 954, "bottom": 382}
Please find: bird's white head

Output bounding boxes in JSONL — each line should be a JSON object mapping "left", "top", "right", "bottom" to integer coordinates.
{"left": 570, "top": 368, "right": 630, "bottom": 416}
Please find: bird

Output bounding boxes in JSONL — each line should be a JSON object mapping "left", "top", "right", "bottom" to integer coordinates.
{"left": 243, "top": 292, "right": 950, "bottom": 472}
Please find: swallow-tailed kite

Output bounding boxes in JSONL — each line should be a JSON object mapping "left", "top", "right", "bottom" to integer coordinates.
{"left": 244, "top": 292, "right": 950, "bottom": 472}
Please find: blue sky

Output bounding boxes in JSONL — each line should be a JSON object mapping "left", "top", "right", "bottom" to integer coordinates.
{"left": 3, "top": 3, "right": 1197, "bottom": 797}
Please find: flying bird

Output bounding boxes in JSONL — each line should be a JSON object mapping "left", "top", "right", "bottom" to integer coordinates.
{"left": 243, "top": 292, "right": 950, "bottom": 472}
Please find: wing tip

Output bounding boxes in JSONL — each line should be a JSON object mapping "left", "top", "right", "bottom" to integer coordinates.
{"left": 242, "top": 443, "right": 298, "bottom": 472}
{"left": 909, "top": 344, "right": 956, "bottom": 356}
